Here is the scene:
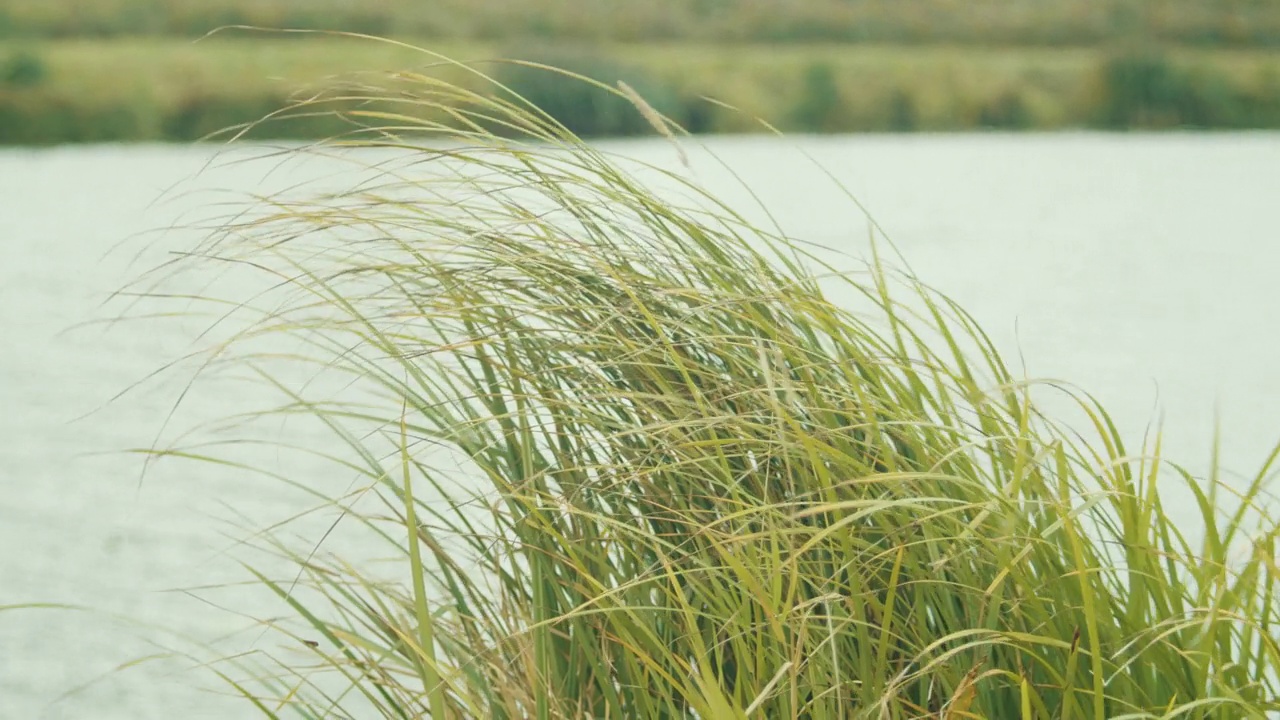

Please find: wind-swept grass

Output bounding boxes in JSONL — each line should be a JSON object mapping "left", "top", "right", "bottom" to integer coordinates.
{"left": 128, "top": 52, "right": 1280, "bottom": 718}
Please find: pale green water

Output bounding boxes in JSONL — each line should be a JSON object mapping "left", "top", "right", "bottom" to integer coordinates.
{"left": 2, "top": 134, "right": 1279, "bottom": 718}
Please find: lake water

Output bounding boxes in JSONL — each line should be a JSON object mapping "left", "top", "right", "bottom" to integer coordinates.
{"left": 3, "top": 133, "right": 1279, "bottom": 718}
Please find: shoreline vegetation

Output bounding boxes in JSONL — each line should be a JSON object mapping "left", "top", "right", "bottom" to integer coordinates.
{"left": 5, "top": 0, "right": 1280, "bottom": 46}
{"left": 2, "top": 38, "right": 1280, "bottom": 144}
{"left": 124, "top": 57, "right": 1280, "bottom": 718}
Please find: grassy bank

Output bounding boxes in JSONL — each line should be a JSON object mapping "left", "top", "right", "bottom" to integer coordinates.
{"left": 4, "top": 38, "right": 1280, "bottom": 144}
{"left": 127, "top": 64, "right": 1280, "bottom": 718}
{"left": 5, "top": 0, "right": 1280, "bottom": 47}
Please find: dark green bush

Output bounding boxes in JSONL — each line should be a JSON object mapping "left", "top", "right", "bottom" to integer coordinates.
{"left": 792, "top": 61, "right": 841, "bottom": 132}
{"left": 1234, "top": 81, "right": 1280, "bottom": 127}
{"left": 888, "top": 89, "right": 917, "bottom": 131}
{"left": 0, "top": 92, "right": 149, "bottom": 143}
{"left": 1098, "top": 50, "right": 1189, "bottom": 127}
{"left": 0, "top": 85, "right": 383, "bottom": 145}
{"left": 162, "top": 93, "right": 276, "bottom": 140}
{"left": 1096, "top": 48, "right": 1247, "bottom": 128}
{"left": 2, "top": 50, "right": 47, "bottom": 87}
{"left": 160, "top": 91, "right": 355, "bottom": 141}
{"left": 0, "top": 92, "right": 58, "bottom": 143}
{"left": 978, "top": 90, "right": 1032, "bottom": 129}
{"left": 679, "top": 93, "right": 717, "bottom": 134}
{"left": 493, "top": 47, "right": 684, "bottom": 138}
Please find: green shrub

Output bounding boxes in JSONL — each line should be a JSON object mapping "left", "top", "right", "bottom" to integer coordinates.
{"left": 680, "top": 93, "right": 718, "bottom": 134}
{"left": 129, "top": 60, "right": 1280, "bottom": 719}
{"left": 159, "top": 89, "right": 375, "bottom": 141}
{"left": 161, "top": 92, "right": 285, "bottom": 140}
{"left": 1, "top": 49, "right": 46, "bottom": 86}
{"left": 1234, "top": 83, "right": 1280, "bottom": 127}
{"left": 0, "top": 92, "right": 58, "bottom": 143}
{"left": 1096, "top": 48, "right": 1248, "bottom": 128}
{"left": 792, "top": 61, "right": 841, "bottom": 131}
{"left": 978, "top": 90, "right": 1033, "bottom": 129}
{"left": 889, "top": 88, "right": 917, "bottom": 131}
{"left": 493, "top": 47, "right": 684, "bottom": 137}
{"left": 0, "top": 91, "right": 149, "bottom": 143}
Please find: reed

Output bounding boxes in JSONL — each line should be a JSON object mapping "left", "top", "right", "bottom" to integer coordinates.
{"left": 134, "top": 54, "right": 1280, "bottom": 718}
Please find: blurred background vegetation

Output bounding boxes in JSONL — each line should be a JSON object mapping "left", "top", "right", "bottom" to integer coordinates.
{"left": 2, "top": 0, "right": 1279, "bottom": 143}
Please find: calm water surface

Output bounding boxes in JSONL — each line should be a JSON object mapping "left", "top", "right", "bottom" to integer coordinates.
{"left": 2, "top": 134, "right": 1279, "bottom": 718}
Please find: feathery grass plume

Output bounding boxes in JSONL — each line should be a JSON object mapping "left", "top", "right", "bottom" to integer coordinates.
{"left": 129, "top": 46, "right": 1280, "bottom": 719}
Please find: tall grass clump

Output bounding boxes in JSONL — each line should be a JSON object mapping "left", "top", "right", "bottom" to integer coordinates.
{"left": 132, "top": 51, "right": 1280, "bottom": 719}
